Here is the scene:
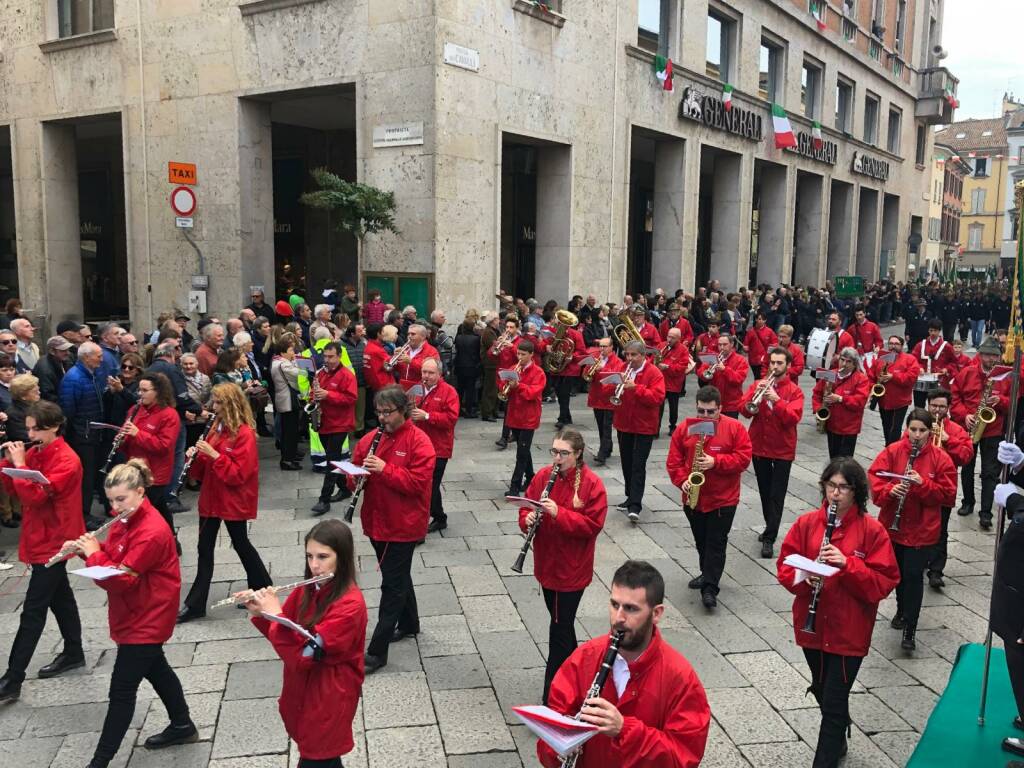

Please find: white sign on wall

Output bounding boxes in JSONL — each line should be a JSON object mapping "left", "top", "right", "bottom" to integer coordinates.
{"left": 372, "top": 122, "right": 425, "bottom": 148}
{"left": 443, "top": 42, "right": 480, "bottom": 72}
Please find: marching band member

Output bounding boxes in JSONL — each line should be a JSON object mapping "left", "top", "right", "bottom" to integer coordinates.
{"left": 825, "top": 312, "right": 854, "bottom": 365}
{"left": 611, "top": 340, "right": 666, "bottom": 523}
{"left": 777, "top": 458, "right": 899, "bottom": 767}
{"left": 776, "top": 324, "right": 805, "bottom": 384}
{"left": 70, "top": 460, "right": 197, "bottom": 768}
{"left": 923, "top": 389, "right": 974, "bottom": 590}
{"left": 351, "top": 385, "right": 435, "bottom": 674}
{"left": 740, "top": 348, "right": 804, "bottom": 559}
{"left": 411, "top": 357, "right": 460, "bottom": 534}
{"left": 363, "top": 323, "right": 397, "bottom": 397}
{"left": 502, "top": 341, "right": 546, "bottom": 496}
{"left": 695, "top": 334, "right": 749, "bottom": 418}
{"left": 518, "top": 428, "right": 607, "bottom": 703}
{"left": 0, "top": 401, "right": 85, "bottom": 702}
{"left": 950, "top": 338, "right": 970, "bottom": 372}
{"left": 951, "top": 336, "right": 1009, "bottom": 529}
{"left": 655, "top": 327, "right": 692, "bottom": 438}
{"left": 394, "top": 323, "right": 440, "bottom": 392}
{"left": 813, "top": 347, "right": 871, "bottom": 459}
{"left": 867, "top": 335, "right": 920, "bottom": 446}
{"left": 868, "top": 409, "right": 957, "bottom": 651}
{"left": 667, "top": 385, "right": 752, "bottom": 608}
{"left": 585, "top": 338, "right": 624, "bottom": 466}
{"left": 743, "top": 312, "right": 778, "bottom": 381}
{"left": 492, "top": 317, "right": 522, "bottom": 450}
{"left": 847, "top": 307, "right": 883, "bottom": 356}
{"left": 693, "top": 314, "right": 721, "bottom": 355}
{"left": 658, "top": 303, "right": 694, "bottom": 353}
{"left": 554, "top": 313, "right": 586, "bottom": 430}
{"left": 630, "top": 305, "right": 662, "bottom": 349}
{"left": 177, "top": 383, "right": 271, "bottom": 623}
{"left": 539, "top": 560, "right": 710, "bottom": 768}
{"left": 246, "top": 519, "right": 367, "bottom": 768}
{"left": 911, "top": 319, "right": 958, "bottom": 408}
{"left": 311, "top": 342, "right": 358, "bottom": 516}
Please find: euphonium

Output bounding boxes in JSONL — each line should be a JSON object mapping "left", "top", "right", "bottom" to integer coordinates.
{"left": 971, "top": 374, "right": 997, "bottom": 443}
{"left": 744, "top": 373, "right": 777, "bottom": 415}
{"left": 542, "top": 309, "right": 578, "bottom": 374}
{"left": 498, "top": 362, "right": 523, "bottom": 402}
{"left": 815, "top": 380, "right": 833, "bottom": 434}
{"left": 686, "top": 432, "right": 708, "bottom": 508}
{"left": 612, "top": 312, "right": 644, "bottom": 349}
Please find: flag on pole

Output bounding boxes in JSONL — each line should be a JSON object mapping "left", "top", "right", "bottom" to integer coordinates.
{"left": 723, "top": 84, "right": 734, "bottom": 111}
{"left": 810, "top": 0, "right": 828, "bottom": 31}
{"left": 772, "top": 104, "right": 798, "bottom": 149}
{"left": 812, "top": 121, "right": 824, "bottom": 150}
{"left": 653, "top": 56, "right": 673, "bottom": 91}
{"left": 1005, "top": 184, "right": 1024, "bottom": 363}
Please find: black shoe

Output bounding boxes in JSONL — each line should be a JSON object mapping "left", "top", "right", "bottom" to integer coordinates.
{"left": 627, "top": 509, "right": 640, "bottom": 523}
{"left": 928, "top": 572, "right": 945, "bottom": 589}
{"left": 84, "top": 515, "right": 106, "bottom": 532}
{"left": 701, "top": 589, "right": 717, "bottom": 609}
{"left": 980, "top": 515, "right": 993, "bottom": 530}
{"left": 495, "top": 437, "right": 508, "bottom": 450}
{"left": 1013, "top": 715, "right": 1024, "bottom": 731}
{"left": 0, "top": 675, "right": 21, "bottom": 702}
{"left": 311, "top": 464, "right": 328, "bottom": 475}
{"left": 427, "top": 519, "right": 447, "bottom": 533}
{"left": 554, "top": 421, "right": 564, "bottom": 430}
{"left": 593, "top": 455, "right": 606, "bottom": 466}
{"left": 330, "top": 487, "right": 352, "bottom": 503}
{"left": 760, "top": 540, "right": 773, "bottom": 559}
{"left": 688, "top": 576, "right": 704, "bottom": 590}
{"left": 615, "top": 499, "right": 630, "bottom": 510}
{"left": 507, "top": 485, "right": 521, "bottom": 498}
{"left": 0, "top": 518, "right": 18, "bottom": 528}
{"left": 1006, "top": 738, "right": 1024, "bottom": 758}
{"left": 166, "top": 498, "right": 189, "bottom": 515}
{"left": 143, "top": 721, "right": 199, "bottom": 750}
{"left": 364, "top": 653, "right": 387, "bottom": 674}
{"left": 279, "top": 461, "right": 302, "bottom": 471}
{"left": 37, "top": 652, "right": 85, "bottom": 679}
{"left": 957, "top": 503, "right": 975, "bottom": 517}
{"left": 481, "top": 416, "right": 497, "bottom": 422}
{"left": 890, "top": 613, "right": 906, "bottom": 630}
{"left": 311, "top": 501, "right": 330, "bottom": 517}
{"left": 668, "top": 424, "right": 677, "bottom": 436}
{"left": 390, "top": 628, "right": 418, "bottom": 643}
{"left": 176, "top": 607, "right": 205, "bottom": 624}
{"left": 901, "top": 627, "right": 916, "bottom": 651}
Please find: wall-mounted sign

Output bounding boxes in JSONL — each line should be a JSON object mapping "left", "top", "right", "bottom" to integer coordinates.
{"left": 443, "top": 43, "right": 480, "bottom": 72}
{"left": 789, "top": 132, "right": 838, "bottom": 165}
{"left": 170, "top": 186, "right": 197, "bottom": 216}
{"left": 851, "top": 151, "right": 890, "bottom": 182}
{"left": 168, "top": 162, "right": 196, "bottom": 185}
{"left": 678, "top": 86, "right": 763, "bottom": 142}
{"left": 372, "top": 122, "right": 425, "bottom": 148}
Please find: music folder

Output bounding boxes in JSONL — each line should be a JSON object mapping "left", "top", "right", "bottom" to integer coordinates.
{"left": 511, "top": 705, "right": 598, "bottom": 756}
{"left": 1, "top": 467, "right": 50, "bottom": 485}
{"left": 505, "top": 495, "right": 545, "bottom": 511}
{"left": 598, "top": 372, "right": 623, "bottom": 386}
{"left": 498, "top": 369, "right": 521, "bottom": 382}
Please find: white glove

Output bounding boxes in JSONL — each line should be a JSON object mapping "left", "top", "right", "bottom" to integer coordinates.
{"left": 994, "top": 482, "right": 1019, "bottom": 509}
{"left": 997, "top": 441, "right": 1024, "bottom": 470}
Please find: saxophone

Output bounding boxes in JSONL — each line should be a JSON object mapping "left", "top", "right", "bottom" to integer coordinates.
{"left": 686, "top": 432, "right": 708, "bottom": 508}
{"left": 815, "top": 380, "right": 833, "bottom": 434}
{"left": 971, "top": 374, "right": 997, "bottom": 444}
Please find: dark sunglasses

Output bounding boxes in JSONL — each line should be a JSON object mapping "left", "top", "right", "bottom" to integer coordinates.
{"left": 122, "top": 364, "right": 137, "bottom": 370}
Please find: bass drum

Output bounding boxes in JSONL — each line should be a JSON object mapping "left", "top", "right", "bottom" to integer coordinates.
{"left": 806, "top": 328, "right": 838, "bottom": 373}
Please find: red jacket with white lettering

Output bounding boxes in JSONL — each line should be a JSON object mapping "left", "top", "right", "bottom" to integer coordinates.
{"left": 866, "top": 351, "right": 920, "bottom": 410}
{"left": 502, "top": 361, "right": 546, "bottom": 431}
{"left": 744, "top": 325, "right": 778, "bottom": 368}
{"left": 696, "top": 351, "right": 749, "bottom": 413}
{"left": 586, "top": 352, "right": 625, "bottom": 411}
{"left": 316, "top": 364, "right": 358, "bottom": 435}
{"left": 777, "top": 505, "right": 899, "bottom": 657}
{"left": 362, "top": 340, "right": 394, "bottom": 392}
{"left": 252, "top": 582, "right": 367, "bottom": 760}
{"left": 951, "top": 364, "right": 1011, "bottom": 440}
{"left": 518, "top": 464, "right": 607, "bottom": 592}
{"left": 413, "top": 380, "right": 460, "bottom": 459}
{"left": 812, "top": 371, "right": 871, "bottom": 435}
{"left": 869, "top": 437, "right": 957, "bottom": 547}
{"left": 782, "top": 342, "right": 805, "bottom": 384}
{"left": 1, "top": 437, "right": 84, "bottom": 565}
{"left": 659, "top": 316, "right": 694, "bottom": 348}
{"left": 348, "top": 420, "right": 435, "bottom": 542}
{"left": 120, "top": 403, "right": 180, "bottom": 486}
{"left": 911, "top": 337, "right": 959, "bottom": 389}
{"left": 538, "top": 629, "right": 710, "bottom": 768}
{"left": 85, "top": 498, "right": 180, "bottom": 644}
{"left": 739, "top": 375, "right": 804, "bottom": 461}
{"left": 847, "top": 320, "right": 884, "bottom": 354}
{"left": 611, "top": 363, "right": 666, "bottom": 436}
{"left": 397, "top": 342, "right": 440, "bottom": 391}
{"left": 188, "top": 423, "right": 258, "bottom": 521}
{"left": 657, "top": 341, "right": 691, "bottom": 394}
{"left": 667, "top": 416, "right": 752, "bottom": 512}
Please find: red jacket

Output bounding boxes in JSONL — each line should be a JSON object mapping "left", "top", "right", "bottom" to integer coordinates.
{"left": 694, "top": 331, "right": 719, "bottom": 354}
{"left": 559, "top": 327, "right": 587, "bottom": 377}
{"left": 739, "top": 376, "right": 804, "bottom": 461}
{"left": 362, "top": 340, "right": 394, "bottom": 392}
{"left": 781, "top": 342, "right": 805, "bottom": 384}
{"left": 667, "top": 416, "right": 751, "bottom": 512}
{"left": 869, "top": 437, "right": 957, "bottom": 547}
{"left": 951, "top": 364, "right": 1011, "bottom": 440}
{"left": 316, "top": 364, "right": 357, "bottom": 435}
{"left": 85, "top": 498, "right": 180, "bottom": 644}
{"left": 611, "top": 363, "right": 666, "bottom": 436}
{"left": 659, "top": 317, "right": 694, "bottom": 348}
{"left": 120, "top": 404, "right": 180, "bottom": 485}
{"left": 252, "top": 582, "right": 367, "bottom": 760}
{"left": 348, "top": 420, "right": 435, "bottom": 542}
{"left": 518, "top": 464, "right": 606, "bottom": 592}
{"left": 911, "top": 337, "right": 959, "bottom": 389}
{"left": 744, "top": 325, "right": 778, "bottom": 368}
{"left": 489, "top": 334, "right": 521, "bottom": 370}
{"left": 413, "top": 380, "right": 460, "bottom": 459}
{"left": 656, "top": 341, "right": 691, "bottom": 394}
{"left": 503, "top": 362, "right": 546, "bottom": 430}
{"left": 586, "top": 352, "right": 625, "bottom": 411}
{"left": 397, "top": 342, "right": 439, "bottom": 391}
{"left": 635, "top": 322, "right": 662, "bottom": 350}
{"left": 811, "top": 371, "right": 871, "bottom": 436}
{"left": 833, "top": 329, "right": 855, "bottom": 360}
{"left": 696, "top": 352, "right": 749, "bottom": 413}
{"left": 866, "top": 352, "right": 920, "bottom": 410}
{"left": 188, "top": 423, "right": 259, "bottom": 521}
{"left": 539, "top": 629, "right": 710, "bottom": 768}
{"left": 847, "top": 320, "right": 883, "bottom": 354}
{"left": 936, "top": 418, "right": 975, "bottom": 469}
{"left": 1, "top": 437, "right": 84, "bottom": 565}
{"left": 777, "top": 505, "right": 899, "bottom": 657}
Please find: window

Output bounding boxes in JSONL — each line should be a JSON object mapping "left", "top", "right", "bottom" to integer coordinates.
{"left": 706, "top": 10, "right": 735, "bottom": 82}
{"left": 759, "top": 37, "right": 784, "bottom": 102}
{"left": 58, "top": 0, "right": 114, "bottom": 37}
{"left": 887, "top": 107, "right": 902, "bottom": 154}
{"left": 895, "top": 0, "right": 907, "bottom": 52}
{"left": 842, "top": 18, "right": 857, "bottom": 42}
{"left": 974, "top": 157, "right": 989, "bottom": 177}
{"left": 871, "top": 0, "right": 885, "bottom": 36}
{"left": 864, "top": 93, "right": 880, "bottom": 145}
{"left": 968, "top": 223, "right": 983, "bottom": 250}
{"left": 915, "top": 125, "right": 926, "bottom": 165}
{"left": 802, "top": 58, "right": 823, "bottom": 119}
{"left": 869, "top": 39, "right": 882, "bottom": 60}
{"left": 638, "top": 0, "right": 668, "bottom": 55}
{"left": 836, "top": 77, "right": 854, "bottom": 133}
{"left": 928, "top": 217, "right": 941, "bottom": 240}
{"left": 971, "top": 187, "right": 986, "bottom": 213}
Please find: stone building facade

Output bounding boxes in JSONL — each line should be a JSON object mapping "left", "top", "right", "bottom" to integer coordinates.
{"left": 0, "top": 0, "right": 955, "bottom": 329}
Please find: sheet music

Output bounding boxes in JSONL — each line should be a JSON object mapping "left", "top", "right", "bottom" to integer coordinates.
{"left": 1, "top": 468, "right": 50, "bottom": 485}
{"left": 69, "top": 566, "right": 125, "bottom": 581}
{"left": 511, "top": 705, "right": 598, "bottom": 756}
{"left": 782, "top": 554, "right": 840, "bottom": 584}
{"left": 498, "top": 369, "right": 521, "bottom": 382}
{"left": 330, "top": 461, "right": 369, "bottom": 476}
{"left": 598, "top": 372, "right": 623, "bottom": 385}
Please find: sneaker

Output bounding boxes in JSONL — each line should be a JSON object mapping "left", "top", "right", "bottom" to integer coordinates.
{"left": 615, "top": 499, "right": 630, "bottom": 510}
{"left": 928, "top": 572, "right": 945, "bottom": 589}
{"left": 627, "top": 509, "right": 640, "bottom": 523}
{"left": 311, "top": 501, "right": 330, "bottom": 517}
{"left": 760, "top": 540, "right": 773, "bottom": 559}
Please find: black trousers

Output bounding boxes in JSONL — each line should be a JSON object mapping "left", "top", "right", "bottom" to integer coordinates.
{"left": 722, "top": 410, "right": 739, "bottom": 419}
{"left": 684, "top": 505, "right": 737, "bottom": 594}
{"left": 893, "top": 542, "right": 933, "bottom": 630}
{"left": 803, "top": 649, "right": 863, "bottom": 768}
{"left": 5, "top": 562, "right": 82, "bottom": 683}
{"left": 658, "top": 391, "right": 681, "bottom": 436}
{"left": 593, "top": 409, "right": 614, "bottom": 460}
{"left": 510, "top": 428, "right": 535, "bottom": 489}
{"left": 146, "top": 484, "right": 174, "bottom": 533}
{"left": 928, "top": 506, "right": 953, "bottom": 577}
{"left": 319, "top": 432, "right": 349, "bottom": 503}
{"left": 751, "top": 364, "right": 763, "bottom": 381}
{"left": 913, "top": 390, "right": 928, "bottom": 409}
{"left": 367, "top": 540, "right": 418, "bottom": 662}
{"left": 542, "top": 588, "right": 585, "bottom": 705}
{"left": 298, "top": 759, "right": 343, "bottom": 768}
{"left": 1005, "top": 638, "right": 1024, "bottom": 719}
{"left": 826, "top": 432, "right": 857, "bottom": 459}
{"left": 480, "top": 368, "right": 498, "bottom": 419}
{"left": 71, "top": 440, "right": 100, "bottom": 520}
{"left": 92, "top": 644, "right": 190, "bottom": 767}
{"left": 961, "top": 435, "right": 999, "bottom": 517}
{"left": 617, "top": 432, "right": 654, "bottom": 512}
{"left": 279, "top": 409, "right": 300, "bottom": 463}
{"left": 184, "top": 518, "right": 271, "bottom": 613}
{"left": 752, "top": 456, "right": 792, "bottom": 543}
{"left": 430, "top": 457, "right": 449, "bottom": 525}
{"left": 879, "top": 405, "right": 909, "bottom": 446}
{"left": 556, "top": 375, "right": 574, "bottom": 423}
{"left": 455, "top": 371, "right": 479, "bottom": 414}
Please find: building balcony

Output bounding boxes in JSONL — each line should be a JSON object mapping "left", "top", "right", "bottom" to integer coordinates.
{"left": 916, "top": 67, "right": 959, "bottom": 125}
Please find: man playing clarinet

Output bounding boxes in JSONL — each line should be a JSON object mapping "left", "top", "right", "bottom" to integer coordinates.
{"left": 411, "top": 358, "right": 460, "bottom": 534}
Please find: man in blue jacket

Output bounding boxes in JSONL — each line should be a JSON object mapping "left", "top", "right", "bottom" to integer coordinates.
{"left": 58, "top": 342, "right": 106, "bottom": 530}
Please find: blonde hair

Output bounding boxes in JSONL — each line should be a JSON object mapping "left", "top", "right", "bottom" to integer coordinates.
{"left": 10, "top": 373, "right": 39, "bottom": 400}
{"left": 380, "top": 325, "right": 398, "bottom": 344}
{"left": 104, "top": 458, "right": 153, "bottom": 490}
{"left": 210, "top": 381, "right": 255, "bottom": 434}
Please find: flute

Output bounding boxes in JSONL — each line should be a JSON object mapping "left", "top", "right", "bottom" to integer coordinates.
{"left": 45, "top": 505, "right": 138, "bottom": 567}
{"left": 511, "top": 464, "right": 560, "bottom": 574}
{"left": 210, "top": 572, "right": 334, "bottom": 609}
{"left": 170, "top": 416, "right": 218, "bottom": 498}
{"left": 344, "top": 427, "right": 384, "bottom": 523}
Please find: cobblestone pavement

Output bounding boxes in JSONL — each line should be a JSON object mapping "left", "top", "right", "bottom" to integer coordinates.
{"left": 0, "top": 343, "right": 1000, "bottom": 767}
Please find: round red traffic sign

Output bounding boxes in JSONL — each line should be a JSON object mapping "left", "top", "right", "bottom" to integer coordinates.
{"left": 170, "top": 186, "right": 196, "bottom": 216}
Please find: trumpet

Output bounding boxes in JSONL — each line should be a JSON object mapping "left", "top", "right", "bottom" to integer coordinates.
{"left": 609, "top": 366, "right": 638, "bottom": 407}
{"left": 581, "top": 355, "right": 604, "bottom": 383}
{"left": 498, "top": 362, "right": 523, "bottom": 402}
{"left": 383, "top": 343, "right": 411, "bottom": 372}
{"left": 971, "top": 374, "right": 997, "bottom": 443}
{"left": 559, "top": 630, "right": 625, "bottom": 768}
{"left": 490, "top": 329, "right": 514, "bottom": 356}
{"left": 701, "top": 351, "right": 726, "bottom": 381}
{"left": 210, "top": 572, "right": 334, "bottom": 609}
{"left": 932, "top": 418, "right": 945, "bottom": 447}
{"left": 815, "top": 380, "right": 833, "bottom": 434}
{"left": 100, "top": 405, "right": 139, "bottom": 476}
{"left": 744, "top": 373, "right": 777, "bottom": 415}
{"left": 686, "top": 431, "right": 708, "bottom": 508}
{"left": 45, "top": 504, "right": 139, "bottom": 567}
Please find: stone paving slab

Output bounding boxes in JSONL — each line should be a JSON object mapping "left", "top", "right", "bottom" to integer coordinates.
{"left": 432, "top": 688, "right": 515, "bottom": 754}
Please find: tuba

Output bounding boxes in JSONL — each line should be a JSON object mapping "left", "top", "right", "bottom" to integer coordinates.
{"left": 612, "top": 313, "right": 644, "bottom": 349}
{"left": 542, "top": 309, "right": 578, "bottom": 374}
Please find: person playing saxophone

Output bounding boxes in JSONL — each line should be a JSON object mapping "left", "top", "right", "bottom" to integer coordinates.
{"left": 812, "top": 347, "right": 871, "bottom": 460}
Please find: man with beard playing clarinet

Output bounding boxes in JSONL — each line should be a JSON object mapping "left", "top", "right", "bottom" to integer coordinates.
{"left": 538, "top": 560, "right": 710, "bottom": 768}
{"left": 778, "top": 458, "right": 899, "bottom": 768}
{"left": 869, "top": 409, "right": 957, "bottom": 651}
{"left": 311, "top": 342, "right": 357, "bottom": 517}
{"left": 518, "top": 428, "right": 607, "bottom": 704}
{"left": 411, "top": 357, "right": 459, "bottom": 534}
{"left": 740, "top": 347, "right": 804, "bottom": 560}
{"left": 866, "top": 335, "right": 920, "bottom": 446}
{"left": 585, "top": 337, "right": 623, "bottom": 466}
{"left": 813, "top": 347, "right": 871, "bottom": 459}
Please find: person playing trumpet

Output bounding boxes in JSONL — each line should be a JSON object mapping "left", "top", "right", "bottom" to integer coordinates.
{"left": 743, "top": 311, "right": 778, "bottom": 381}
{"left": 655, "top": 327, "right": 693, "bottom": 438}
{"left": 584, "top": 338, "right": 624, "bottom": 466}
{"left": 502, "top": 341, "right": 546, "bottom": 496}
{"left": 693, "top": 314, "right": 721, "bottom": 355}
{"left": 394, "top": 324, "right": 440, "bottom": 393}
{"left": 866, "top": 335, "right": 921, "bottom": 446}
{"left": 776, "top": 324, "right": 805, "bottom": 384}
{"left": 695, "top": 335, "right": 748, "bottom": 418}
{"left": 812, "top": 347, "right": 871, "bottom": 459}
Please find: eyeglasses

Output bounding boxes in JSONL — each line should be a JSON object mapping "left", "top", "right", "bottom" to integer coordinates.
{"left": 549, "top": 449, "right": 573, "bottom": 458}
{"left": 695, "top": 407, "right": 719, "bottom": 416}
{"left": 0, "top": 340, "right": 16, "bottom": 345}
{"left": 824, "top": 481, "right": 854, "bottom": 494}
{"left": 121, "top": 364, "right": 136, "bottom": 371}
{"left": 376, "top": 408, "right": 398, "bottom": 417}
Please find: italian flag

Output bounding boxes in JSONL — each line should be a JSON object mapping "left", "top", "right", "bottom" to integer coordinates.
{"left": 654, "top": 56, "right": 673, "bottom": 91}
{"left": 812, "top": 121, "right": 824, "bottom": 150}
{"left": 772, "top": 103, "right": 797, "bottom": 149}
{"left": 811, "top": 0, "right": 827, "bottom": 31}
{"left": 723, "top": 84, "right": 734, "bottom": 112}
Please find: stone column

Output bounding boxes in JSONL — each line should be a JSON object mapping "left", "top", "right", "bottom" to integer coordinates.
{"left": 709, "top": 151, "right": 742, "bottom": 288}
{"left": 534, "top": 145, "right": 572, "bottom": 303}
{"left": 39, "top": 122, "right": 84, "bottom": 322}
{"left": 237, "top": 99, "right": 276, "bottom": 305}
{"left": 880, "top": 193, "right": 901, "bottom": 280}
{"left": 755, "top": 162, "right": 787, "bottom": 286}
{"left": 794, "top": 171, "right": 825, "bottom": 287}
{"left": 827, "top": 180, "right": 855, "bottom": 278}
{"left": 650, "top": 139, "right": 685, "bottom": 292}
{"left": 855, "top": 186, "right": 880, "bottom": 279}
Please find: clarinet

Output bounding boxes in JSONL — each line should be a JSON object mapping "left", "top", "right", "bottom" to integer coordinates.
{"left": 801, "top": 501, "right": 838, "bottom": 634}
{"left": 99, "top": 404, "right": 139, "bottom": 476}
{"left": 511, "top": 464, "right": 560, "bottom": 574}
{"left": 170, "top": 417, "right": 218, "bottom": 499}
{"left": 560, "top": 630, "right": 626, "bottom": 768}
{"left": 889, "top": 439, "right": 922, "bottom": 532}
{"left": 344, "top": 427, "right": 384, "bottom": 523}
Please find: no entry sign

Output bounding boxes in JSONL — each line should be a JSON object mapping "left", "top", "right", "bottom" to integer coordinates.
{"left": 170, "top": 186, "right": 196, "bottom": 217}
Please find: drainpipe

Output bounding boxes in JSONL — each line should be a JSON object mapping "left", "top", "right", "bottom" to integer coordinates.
{"left": 136, "top": 0, "right": 154, "bottom": 324}
{"left": 606, "top": 3, "right": 620, "bottom": 299}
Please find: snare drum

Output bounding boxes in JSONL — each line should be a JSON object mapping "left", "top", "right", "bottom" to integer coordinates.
{"left": 914, "top": 373, "right": 940, "bottom": 392}
{"left": 806, "top": 328, "right": 838, "bottom": 371}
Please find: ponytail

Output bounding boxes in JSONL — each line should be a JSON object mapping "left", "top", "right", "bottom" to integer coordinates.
{"left": 104, "top": 458, "right": 153, "bottom": 492}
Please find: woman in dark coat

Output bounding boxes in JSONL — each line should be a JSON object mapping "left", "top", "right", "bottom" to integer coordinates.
{"left": 453, "top": 311, "right": 482, "bottom": 418}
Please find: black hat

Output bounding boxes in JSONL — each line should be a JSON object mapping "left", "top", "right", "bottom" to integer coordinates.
{"left": 56, "top": 320, "right": 82, "bottom": 335}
